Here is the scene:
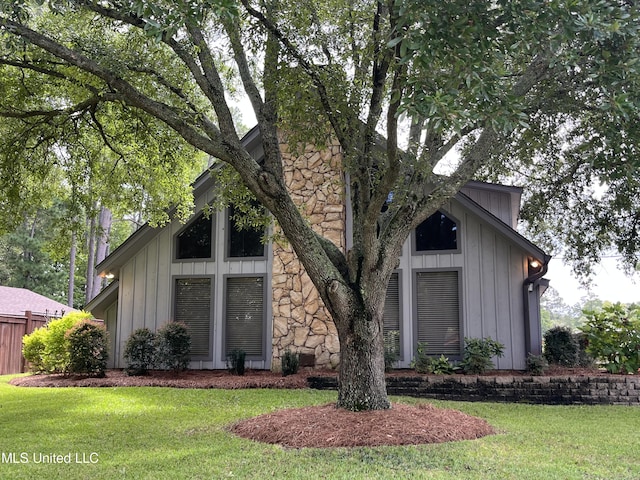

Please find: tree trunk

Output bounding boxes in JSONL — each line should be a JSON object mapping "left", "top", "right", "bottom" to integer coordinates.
{"left": 68, "top": 232, "right": 76, "bottom": 308}
{"left": 90, "top": 206, "right": 112, "bottom": 299}
{"left": 85, "top": 214, "right": 96, "bottom": 303}
{"left": 333, "top": 295, "right": 391, "bottom": 411}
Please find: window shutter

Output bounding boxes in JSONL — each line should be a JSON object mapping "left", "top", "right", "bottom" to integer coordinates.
{"left": 225, "top": 277, "right": 264, "bottom": 357}
{"left": 416, "top": 271, "right": 460, "bottom": 355}
{"left": 383, "top": 273, "right": 400, "bottom": 355}
{"left": 175, "top": 278, "right": 212, "bottom": 357}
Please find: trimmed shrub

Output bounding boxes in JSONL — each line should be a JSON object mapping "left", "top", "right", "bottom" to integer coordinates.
{"left": 123, "top": 328, "right": 157, "bottom": 376}
{"left": 460, "top": 337, "right": 505, "bottom": 374}
{"left": 281, "top": 349, "right": 299, "bottom": 377}
{"left": 227, "top": 349, "right": 246, "bottom": 376}
{"left": 580, "top": 303, "right": 640, "bottom": 374}
{"left": 543, "top": 326, "right": 579, "bottom": 366}
{"left": 66, "top": 321, "right": 108, "bottom": 377}
{"left": 22, "top": 326, "right": 48, "bottom": 373}
{"left": 155, "top": 322, "right": 191, "bottom": 372}
{"left": 21, "top": 311, "right": 94, "bottom": 374}
{"left": 526, "top": 353, "right": 548, "bottom": 376}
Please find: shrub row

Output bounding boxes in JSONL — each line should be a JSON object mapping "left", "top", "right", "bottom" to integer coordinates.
{"left": 123, "top": 323, "right": 191, "bottom": 375}
{"left": 411, "top": 337, "right": 505, "bottom": 375}
{"left": 22, "top": 311, "right": 108, "bottom": 377}
{"left": 542, "top": 303, "right": 640, "bottom": 375}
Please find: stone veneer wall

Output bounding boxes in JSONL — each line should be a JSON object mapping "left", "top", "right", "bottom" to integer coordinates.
{"left": 271, "top": 138, "right": 344, "bottom": 371}
{"left": 307, "top": 374, "right": 640, "bottom": 405}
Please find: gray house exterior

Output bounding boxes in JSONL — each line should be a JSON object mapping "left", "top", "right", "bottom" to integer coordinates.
{"left": 87, "top": 128, "right": 550, "bottom": 371}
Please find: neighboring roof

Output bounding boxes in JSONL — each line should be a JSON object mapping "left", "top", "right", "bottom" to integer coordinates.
{"left": 0, "top": 286, "right": 76, "bottom": 317}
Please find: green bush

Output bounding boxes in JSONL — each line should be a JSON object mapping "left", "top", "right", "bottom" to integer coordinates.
{"left": 460, "top": 337, "right": 505, "bottom": 374}
{"left": 411, "top": 342, "right": 431, "bottom": 374}
{"left": 227, "top": 349, "right": 246, "bottom": 376}
{"left": 22, "top": 326, "right": 48, "bottom": 373}
{"left": 383, "top": 330, "right": 400, "bottom": 372}
{"left": 21, "top": 311, "right": 95, "bottom": 374}
{"left": 123, "top": 328, "right": 157, "bottom": 376}
{"left": 66, "top": 321, "right": 108, "bottom": 377}
{"left": 544, "top": 326, "right": 579, "bottom": 366}
{"left": 580, "top": 303, "right": 640, "bottom": 374}
{"left": 281, "top": 349, "right": 299, "bottom": 377}
{"left": 155, "top": 322, "right": 191, "bottom": 372}
{"left": 428, "top": 354, "right": 458, "bottom": 375}
{"left": 526, "top": 353, "right": 548, "bottom": 376}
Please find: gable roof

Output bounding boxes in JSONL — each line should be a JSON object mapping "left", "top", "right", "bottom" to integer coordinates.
{"left": 455, "top": 191, "right": 550, "bottom": 263}
{"left": 93, "top": 126, "right": 549, "bottom": 280}
{"left": 0, "top": 286, "right": 75, "bottom": 317}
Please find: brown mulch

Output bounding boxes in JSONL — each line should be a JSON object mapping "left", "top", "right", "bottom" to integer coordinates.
{"left": 9, "top": 369, "right": 313, "bottom": 389}
{"left": 9, "top": 368, "right": 500, "bottom": 447}
{"left": 230, "top": 402, "right": 495, "bottom": 448}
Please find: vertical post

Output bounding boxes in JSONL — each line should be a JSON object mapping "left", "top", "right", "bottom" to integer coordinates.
{"left": 21, "top": 311, "right": 34, "bottom": 373}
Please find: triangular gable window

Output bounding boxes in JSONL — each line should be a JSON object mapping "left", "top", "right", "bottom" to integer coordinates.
{"left": 415, "top": 210, "right": 457, "bottom": 252}
{"left": 176, "top": 213, "right": 213, "bottom": 259}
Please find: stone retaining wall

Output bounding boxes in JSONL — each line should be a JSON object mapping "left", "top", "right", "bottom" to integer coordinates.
{"left": 307, "top": 375, "right": 640, "bottom": 405}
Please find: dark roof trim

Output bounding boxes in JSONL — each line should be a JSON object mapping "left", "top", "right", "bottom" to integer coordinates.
{"left": 85, "top": 279, "right": 119, "bottom": 313}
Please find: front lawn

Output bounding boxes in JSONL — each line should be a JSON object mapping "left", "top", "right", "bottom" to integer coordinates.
{"left": 0, "top": 374, "right": 638, "bottom": 479}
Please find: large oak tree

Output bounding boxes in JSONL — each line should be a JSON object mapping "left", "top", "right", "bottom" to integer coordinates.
{"left": 2, "top": 0, "right": 639, "bottom": 410}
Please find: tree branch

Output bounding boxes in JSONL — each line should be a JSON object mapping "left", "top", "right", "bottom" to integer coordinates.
{"left": 239, "top": 0, "right": 353, "bottom": 151}
{"left": 0, "top": 17, "right": 229, "bottom": 161}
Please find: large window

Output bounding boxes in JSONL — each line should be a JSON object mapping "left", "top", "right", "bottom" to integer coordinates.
{"left": 415, "top": 270, "right": 461, "bottom": 356}
{"left": 383, "top": 272, "right": 401, "bottom": 360}
{"left": 176, "top": 212, "right": 213, "bottom": 260}
{"left": 174, "top": 277, "right": 212, "bottom": 359}
{"left": 414, "top": 210, "right": 457, "bottom": 252}
{"left": 227, "top": 206, "right": 266, "bottom": 258}
{"left": 225, "top": 276, "right": 265, "bottom": 358}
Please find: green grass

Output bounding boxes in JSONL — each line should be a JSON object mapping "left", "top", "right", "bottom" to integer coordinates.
{"left": 1, "top": 374, "right": 639, "bottom": 480}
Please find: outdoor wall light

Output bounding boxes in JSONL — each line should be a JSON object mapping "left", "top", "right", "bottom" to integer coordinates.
{"left": 529, "top": 259, "right": 541, "bottom": 269}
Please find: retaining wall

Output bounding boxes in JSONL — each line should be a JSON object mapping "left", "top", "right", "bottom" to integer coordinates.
{"left": 307, "top": 374, "right": 640, "bottom": 405}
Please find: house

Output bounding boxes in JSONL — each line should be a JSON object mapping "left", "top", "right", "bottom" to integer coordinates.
{"left": 0, "top": 286, "right": 76, "bottom": 374}
{"left": 86, "top": 127, "right": 550, "bottom": 371}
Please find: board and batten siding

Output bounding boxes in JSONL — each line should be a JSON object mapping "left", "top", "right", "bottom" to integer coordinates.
{"left": 112, "top": 191, "right": 272, "bottom": 370}
{"left": 393, "top": 199, "right": 529, "bottom": 370}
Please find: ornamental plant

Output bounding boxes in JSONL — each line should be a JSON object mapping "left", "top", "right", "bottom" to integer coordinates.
{"left": 22, "top": 311, "right": 95, "bottom": 374}
{"left": 281, "top": 349, "right": 300, "bottom": 377}
{"left": 155, "top": 322, "right": 191, "bottom": 372}
{"left": 123, "top": 328, "right": 157, "bottom": 376}
{"left": 544, "top": 326, "right": 579, "bottom": 367}
{"left": 227, "top": 349, "right": 246, "bottom": 376}
{"left": 460, "top": 337, "right": 505, "bottom": 375}
{"left": 580, "top": 303, "right": 640, "bottom": 374}
{"left": 66, "top": 321, "right": 109, "bottom": 377}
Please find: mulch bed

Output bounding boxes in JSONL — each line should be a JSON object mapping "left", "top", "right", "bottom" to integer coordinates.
{"left": 230, "top": 402, "right": 495, "bottom": 448}
{"left": 9, "top": 369, "right": 313, "bottom": 389}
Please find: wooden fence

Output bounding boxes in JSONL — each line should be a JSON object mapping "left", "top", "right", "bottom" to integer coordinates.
{"left": 0, "top": 312, "right": 51, "bottom": 375}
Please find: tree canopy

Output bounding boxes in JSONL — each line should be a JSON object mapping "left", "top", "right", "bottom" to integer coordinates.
{"left": 1, "top": 0, "right": 639, "bottom": 410}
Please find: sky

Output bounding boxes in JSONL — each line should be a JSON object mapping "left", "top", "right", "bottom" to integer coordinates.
{"left": 545, "top": 257, "right": 639, "bottom": 306}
